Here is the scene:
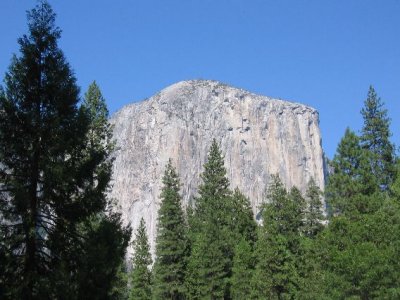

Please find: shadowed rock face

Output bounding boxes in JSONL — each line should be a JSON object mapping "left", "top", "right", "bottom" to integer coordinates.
{"left": 109, "top": 79, "right": 325, "bottom": 251}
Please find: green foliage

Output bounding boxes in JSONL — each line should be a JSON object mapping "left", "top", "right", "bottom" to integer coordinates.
{"left": 130, "top": 218, "right": 152, "bottom": 300}
{"left": 185, "top": 141, "right": 258, "bottom": 299}
{"left": 112, "top": 264, "right": 131, "bottom": 300}
{"left": 77, "top": 213, "right": 131, "bottom": 300}
{"left": 229, "top": 188, "right": 258, "bottom": 245}
{"left": 308, "top": 121, "right": 400, "bottom": 298}
{"left": 303, "top": 178, "right": 324, "bottom": 238}
{"left": 297, "top": 179, "right": 325, "bottom": 297}
{"left": 152, "top": 159, "right": 188, "bottom": 299}
{"left": 390, "top": 160, "right": 400, "bottom": 199}
{"left": 253, "top": 231, "right": 298, "bottom": 299}
{"left": 327, "top": 128, "right": 378, "bottom": 216}
{"left": 360, "top": 86, "right": 396, "bottom": 190}
{"left": 252, "top": 176, "right": 304, "bottom": 299}
{"left": 0, "top": 2, "right": 129, "bottom": 298}
{"left": 186, "top": 139, "right": 233, "bottom": 299}
{"left": 82, "top": 81, "right": 114, "bottom": 155}
{"left": 287, "top": 186, "right": 307, "bottom": 238}
{"left": 230, "top": 238, "right": 255, "bottom": 300}
{"left": 310, "top": 199, "right": 400, "bottom": 299}
{"left": 186, "top": 230, "right": 229, "bottom": 299}
{"left": 75, "top": 81, "right": 131, "bottom": 299}
{"left": 195, "top": 139, "right": 231, "bottom": 223}
{"left": 262, "top": 176, "right": 305, "bottom": 237}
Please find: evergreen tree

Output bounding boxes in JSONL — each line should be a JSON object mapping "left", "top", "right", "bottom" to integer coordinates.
{"left": 308, "top": 121, "right": 400, "bottom": 298}
{"left": 287, "top": 186, "right": 306, "bottom": 240}
{"left": 390, "top": 160, "right": 400, "bottom": 200}
{"left": 195, "top": 139, "right": 231, "bottom": 223}
{"left": 230, "top": 238, "right": 255, "bottom": 300}
{"left": 252, "top": 176, "right": 302, "bottom": 299}
{"left": 310, "top": 200, "right": 400, "bottom": 299}
{"left": 130, "top": 218, "right": 152, "bottom": 300}
{"left": 77, "top": 213, "right": 131, "bottom": 300}
{"left": 152, "top": 159, "right": 187, "bottom": 299}
{"left": 0, "top": 2, "right": 124, "bottom": 298}
{"left": 112, "top": 264, "right": 131, "bottom": 300}
{"left": 303, "top": 178, "right": 324, "bottom": 238}
{"left": 229, "top": 188, "right": 257, "bottom": 245}
{"left": 297, "top": 180, "right": 325, "bottom": 297}
{"left": 75, "top": 81, "right": 131, "bottom": 299}
{"left": 186, "top": 230, "right": 228, "bottom": 299}
{"left": 186, "top": 139, "right": 232, "bottom": 299}
{"left": 326, "top": 128, "right": 377, "bottom": 216}
{"left": 82, "top": 81, "right": 113, "bottom": 154}
{"left": 360, "top": 86, "right": 395, "bottom": 190}
{"left": 253, "top": 229, "right": 297, "bottom": 299}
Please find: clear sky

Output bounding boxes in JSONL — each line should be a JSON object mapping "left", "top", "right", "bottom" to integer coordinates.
{"left": 1, "top": 0, "right": 399, "bottom": 158}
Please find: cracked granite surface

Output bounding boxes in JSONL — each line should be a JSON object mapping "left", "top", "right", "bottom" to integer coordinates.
{"left": 109, "top": 80, "right": 326, "bottom": 253}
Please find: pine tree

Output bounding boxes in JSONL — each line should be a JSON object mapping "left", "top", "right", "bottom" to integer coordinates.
{"left": 195, "top": 139, "right": 231, "bottom": 223}
{"left": 252, "top": 176, "right": 302, "bottom": 299}
{"left": 297, "top": 179, "right": 325, "bottom": 297}
{"left": 0, "top": 2, "right": 123, "bottom": 298}
{"left": 253, "top": 230, "right": 297, "bottom": 299}
{"left": 311, "top": 198, "right": 400, "bottom": 299}
{"left": 310, "top": 122, "right": 400, "bottom": 298}
{"left": 186, "top": 139, "right": 232, "bottom": 299}
{"left": 82, "top": 81, "right": 113, "bottom": 153}
{"left": 152, "top": 159, "right": 187, "bottom": 299}
{"left": 326, "top": 128, "right": 377, "bottom": 216}
{"left": 230, "top": 238, "right": 255, "bottom": 300}
{"left": 72, "top": 81, "right": 131, "bottom": 299}
{"left": 287, "top": 186, "right": 306, "bottom": 239}
{"left": 360, "top": 86, "right": 395, "bottom": 190}
{"left": 390, "top": 160, "right": 400, "bottom": 200}
{"left": 186, "top": 230, "right": 228, "bottom": 299}
{"left": 303, "top": 178, "right": 324, "bottom": 238}
{"left": 130, "top": 218, "right": 152, "bottom": 300}
{"left": 229, "top": 188, "right": 257, "bottom": 245}
{"left": 111, "top": 263, "right": 131, "bottom": 300}
{"left": 77, "top": 213, "right": 131, "bottom": 300}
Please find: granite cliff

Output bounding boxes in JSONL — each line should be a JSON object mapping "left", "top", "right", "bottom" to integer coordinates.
{"left": 109, "top": 80, "right": 325, "bottom": 251}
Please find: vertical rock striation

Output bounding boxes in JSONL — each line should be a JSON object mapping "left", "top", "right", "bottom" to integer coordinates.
{"left": 109, "top": 80, "right": 325, "bottom": 251}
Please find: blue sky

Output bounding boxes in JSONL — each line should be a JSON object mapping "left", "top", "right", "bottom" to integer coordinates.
{"left": 1, "top": 0, "right": 399, "bottom": 158}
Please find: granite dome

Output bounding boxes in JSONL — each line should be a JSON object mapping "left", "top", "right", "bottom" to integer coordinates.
{"left": 109, "top": 79, "right": 326, "bottom": 253}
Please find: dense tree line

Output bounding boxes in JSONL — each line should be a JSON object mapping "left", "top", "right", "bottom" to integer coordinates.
{"left": 2, "top": 2, "right": 400, "bottom": 299}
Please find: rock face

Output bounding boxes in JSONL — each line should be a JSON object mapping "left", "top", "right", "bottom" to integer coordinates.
{"left": 110, "top": 80, "right": 325, "bottom": 251}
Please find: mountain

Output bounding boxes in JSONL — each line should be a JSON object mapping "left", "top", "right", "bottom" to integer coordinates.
{"left": 109, "top": 79, "right": 326, "bottom": 251}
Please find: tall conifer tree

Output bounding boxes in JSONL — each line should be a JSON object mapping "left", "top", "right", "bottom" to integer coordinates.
{"left": 186, "top": 139, "right": 232, "bottom": 299}
{"left": 0, "top": 2, "right": 125, "bottom": 298}
{"left": 229, "top": 188, "right": 257, "bottom": 244}
{"left": 152, "top": 159, "right": 187, "bottom": 299}
{"left": 76, "top": 82, "right": 131, "bottom": 299}
{"left": 303, "top": 178, "right": 324, "bottom": 238}
{"left": 230, "top": 238, "right": 255, "bottom": 300}
{"left": 298, "top": 179, "right": 325, "bottom": 297}
{"left": 252, "top": 176, "right": 303, "bottom": 299}
{"left": 194, "top": 139, "right": 231, "bottom": 223}
{"left": 130, "top": 218, "right": 152, "bottom": 300}
{"left": 309, "top": 122, "right": 400, "bottom": 298}
{"left": 360, "top": 86, "right": 395, "bottom": 190}
{"left": 327, "top": 128, "right": 377, "bottom": 216}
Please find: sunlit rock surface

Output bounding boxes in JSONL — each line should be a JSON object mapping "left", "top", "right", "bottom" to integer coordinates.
{"left": 109, "top": 80, "right": 326, "bottom": 252}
